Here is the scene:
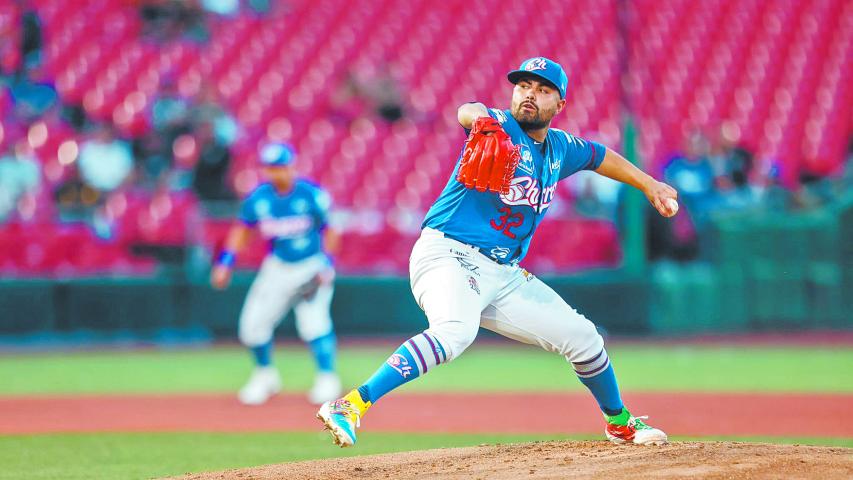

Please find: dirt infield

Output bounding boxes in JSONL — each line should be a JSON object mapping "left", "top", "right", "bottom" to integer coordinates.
{"left": 3, "top": 392, "right": 852, "bottom": 437}
{"left": 172, "top": 441, "right": 853, "bottom": 480}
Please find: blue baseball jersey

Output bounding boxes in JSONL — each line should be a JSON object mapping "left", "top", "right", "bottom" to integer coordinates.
{"left": 422, "top": 108, "right": 606, "bottom": 264}
{"left": 239, "top": 179, "right": 331, "bottom": 263}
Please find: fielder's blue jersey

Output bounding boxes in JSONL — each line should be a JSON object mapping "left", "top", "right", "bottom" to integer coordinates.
{"left": 422, "top": 108, "right": 606, "bottom": 264}
{"left": 239, "top": 180, "right": 331, "bottom": 263}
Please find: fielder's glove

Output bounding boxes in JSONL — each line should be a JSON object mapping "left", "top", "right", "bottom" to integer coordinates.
{"left": 456, "top": 117, "right": 521, "bottom": 195}
{"left": 297, "top": 268, "right": 334, "bottom": 301}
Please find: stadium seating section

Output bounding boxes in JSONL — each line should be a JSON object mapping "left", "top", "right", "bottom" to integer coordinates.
{"left": 0, "top": 0, "right": 849, "bottom": 275}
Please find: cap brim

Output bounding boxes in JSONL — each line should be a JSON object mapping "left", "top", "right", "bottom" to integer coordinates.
{"left": 507, "top": 70, "right": 560, "bottom": 93}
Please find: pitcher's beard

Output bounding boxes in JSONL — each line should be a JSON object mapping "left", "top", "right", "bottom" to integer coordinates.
{"left": 513, "top": 109, "right": 549, "bottom": 131}
{"left": 517, "top": 118, "right": 549, "bottom": 131}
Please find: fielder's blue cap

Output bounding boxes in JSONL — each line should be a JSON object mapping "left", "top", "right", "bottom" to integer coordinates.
{"left": 507, "top": 57, "right": 568, "bottom": 99}
{"left": 259, "top": 142, "right": 295, "bottom": 166}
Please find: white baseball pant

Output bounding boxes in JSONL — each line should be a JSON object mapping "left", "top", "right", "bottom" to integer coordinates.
{"left": 409, "top": 228, "right": 604, "bottom": 364}
{"left": 238, "top": 253, "right": 334, "bottom": 347}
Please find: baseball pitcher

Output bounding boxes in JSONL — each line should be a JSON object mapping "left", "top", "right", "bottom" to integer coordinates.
{"left": 317, "top": 58, "right": 678, "bottom": 445}
{"left": 211, "top": 143, "right": 342, "bottom": 406}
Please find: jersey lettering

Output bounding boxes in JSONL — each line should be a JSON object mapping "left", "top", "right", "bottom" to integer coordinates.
{"left": 499, "top": 176, "right": 557, "bottom": 213}
{"left": 258, "top": 215, "right": 313, "bottom": 238}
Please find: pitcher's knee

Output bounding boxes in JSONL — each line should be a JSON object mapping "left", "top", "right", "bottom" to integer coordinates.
{"left": 426, "top": 321, "right": 478, "bottom": 363}
{"left": 558, "top": 320, "right": 605, "bottom": 363}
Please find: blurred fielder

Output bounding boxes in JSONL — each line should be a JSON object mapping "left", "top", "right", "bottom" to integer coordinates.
{"left": 318, "top": 57, "right": 678, "bottom": 446}
{"left": 211, "top": 143, "right": 342, "bottom": 406}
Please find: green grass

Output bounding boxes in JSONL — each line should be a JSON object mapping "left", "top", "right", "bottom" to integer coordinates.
{"left": 1, "top": 343, "right": 851, "bottom": 396}
{"left": 0, "top": 432, "right": 571, "bottom": 480}
{"left": 1, "top": 432, "right": 849, "bottom": 480}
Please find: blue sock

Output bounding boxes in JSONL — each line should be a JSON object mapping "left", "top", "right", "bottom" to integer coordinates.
{"left": 572, "top": 349, "right": 624, "bottom": 416}
{"left": 251, "top": 340, "right": 273, "bottom": 367}
{"left": 308, "top": 332, "right": 337, "bottom": 373}
{"left": 358, "top": 332, "right": 446, "bottom": 404}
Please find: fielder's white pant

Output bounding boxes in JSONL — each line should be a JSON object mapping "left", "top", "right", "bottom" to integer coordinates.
{"left": 238, "top": 253, "right": 334, "bottom": 347}
{"left": 410, "top": 228, "right": 604, "bottom": 364}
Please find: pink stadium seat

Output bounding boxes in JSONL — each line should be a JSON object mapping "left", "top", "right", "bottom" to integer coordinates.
{"left": 5, "top": 0, "right": 849, "bottom": 275}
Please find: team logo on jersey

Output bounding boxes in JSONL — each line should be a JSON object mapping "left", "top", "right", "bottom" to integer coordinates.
{"left": 468, "top": 276, "right": 481, "bottom": 295}
{"left": 524, "top": 58, "right": 548, "bottom": 72}
{"left": 516, "top": 145, "right": 534, "bottom": 175}
{"left": 549, "top": 157, "right": 561, "bottom": 173}
{"left": 258, "top": 215, "right": 313, "bottom": 238}
{"left": 291, "top": 198, "right": 308, "bottom": 213}
{"left": 455, "top": 257, "right": 480, "bottom": 276}
{"left": 500, "top": 176, "right": 557, "bottom": 213}
{"left": 254, "top": 199, "right": 272, "bottom": 217}
{"left": 490, "top": 246, "right": 511, "bottom": 259}
{"left": 291, "top": 237, "right": 311, "bottom": 251}
{"left": 387, "top": 353, "right": 413, "bottom": 378}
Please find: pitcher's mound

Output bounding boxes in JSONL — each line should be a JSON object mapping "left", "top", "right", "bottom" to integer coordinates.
{"left": 176, "top": 440, "right": 852, "bottom": 479}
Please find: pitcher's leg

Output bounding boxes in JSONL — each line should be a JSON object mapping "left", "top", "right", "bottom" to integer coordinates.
{"left": 317, "top": 235, "right": 497, "bottom": 447}
{"left": 481, "top": 274, "right": 622, "bottom": 414}
{"left": 354, "top": 251, "right": 489, "bottom": 407}
{"left": 482, "top": 271, "right": 666, "bottom": 444}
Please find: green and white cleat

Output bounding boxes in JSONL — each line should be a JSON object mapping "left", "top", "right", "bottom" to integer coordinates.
{"left": 604, "top": 408, "right": 668, "bottom": 445}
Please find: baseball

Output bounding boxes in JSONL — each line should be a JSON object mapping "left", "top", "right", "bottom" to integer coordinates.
{"left": 664, "top": 198, "right": 679, "bottom": 217}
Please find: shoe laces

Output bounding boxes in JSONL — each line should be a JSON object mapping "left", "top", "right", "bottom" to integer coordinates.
{"left": 628, "top": 415, "right": 651, "bottom": 431}
{"left": 330, "top": 399, "right": 361, "bottom": 427}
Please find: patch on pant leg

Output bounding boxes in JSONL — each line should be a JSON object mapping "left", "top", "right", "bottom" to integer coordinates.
{"left": 455, "top": 256, "right": 480, "bottom": 276}
{"left": 468, "top": 276, "right": 480, "bottom": 295}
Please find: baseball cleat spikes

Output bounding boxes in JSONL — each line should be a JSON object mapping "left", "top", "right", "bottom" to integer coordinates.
{"left": 316, "top": 399, "right": 360, "bottom": 448}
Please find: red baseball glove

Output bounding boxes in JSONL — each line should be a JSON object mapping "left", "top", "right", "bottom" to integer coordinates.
{"left": 456, "top": 117, "right": 521, "bottom": 195}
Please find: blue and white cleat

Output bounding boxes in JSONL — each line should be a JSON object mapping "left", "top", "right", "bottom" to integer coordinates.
{"left": 316, "top": 398, "right": 361, "bottom": 447}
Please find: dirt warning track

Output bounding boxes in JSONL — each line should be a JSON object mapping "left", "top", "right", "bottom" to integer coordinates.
{"left": 2, "top": 392, "right": 851, "bottom": 437}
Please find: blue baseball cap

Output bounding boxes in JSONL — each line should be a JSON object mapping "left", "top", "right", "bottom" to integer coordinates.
{"left": 507, "top": 57, "right": 568, "bottom": 98}
{"left": 259, "top": 142, "right": 295, "bottom": 166}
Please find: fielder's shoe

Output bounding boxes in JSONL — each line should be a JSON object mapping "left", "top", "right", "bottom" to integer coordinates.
{"left": 238, "top": 366, "right": 281, "bottom": 405}
{"left": 604, "top": 408, "right": 668, "bottom": 445}
{"left": 308, "top": 371, "right": 342, "bottom": 405}
{"left": 316, "top": 398, "right": 361, "bottom": 447}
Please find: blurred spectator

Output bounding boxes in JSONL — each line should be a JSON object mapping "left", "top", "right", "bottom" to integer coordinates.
{"left": 152, "top": 83, "right": 191, "bottom": 133}
{"left": 140, "top": 0, "right": 208, "bottom": 42}
{"left": 193, "top": 85, "right": 238, "bottom": 145}
{"left": 133, "top": 132, "right": 170, "bottom": 186}
{"left": 566, "top": 170, "right": 622, "bottom": 219}
{"left": 78, "top": 124, "right": 134, "bottom": 193}
{"left": 201, "top": 0, "right": 239, "bottom": 16}
{"left": 191, "top": 121, "right": 233, "bottom": 200}
{"left": 333, "top": 64, "right": 406, "bottom": 124}
{"left": 5, "top": 70, "right": 56, "bottom": 121}
{"left": 0, "top": 144, "right": 40, "bottom": 222}
{"left": 20, "top": 8, "right": 42, "bottom": 70}
{"left": 717, "top": 144, "right": 761, "bottom": 211}
{"left": 664, "top": 131, "right": 717, "bottom": 220}
{"left": 247, "top": 0, "right": 272, "bottom": 14}
{"left": 140, "top": 83, "right": 192, "bottom": 183}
